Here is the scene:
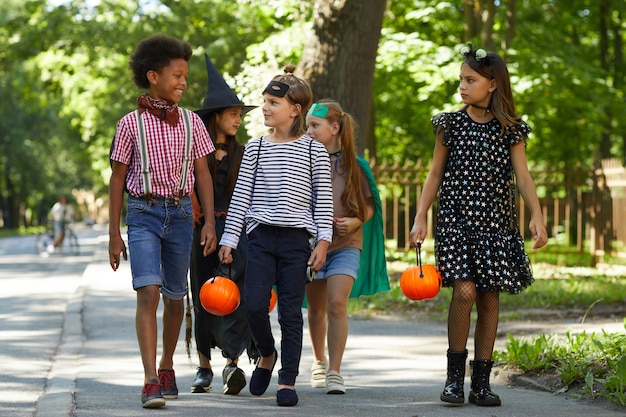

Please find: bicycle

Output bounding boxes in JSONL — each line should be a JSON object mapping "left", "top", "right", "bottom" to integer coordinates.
{"left": 35, "top": 221, "right": 79, "bottom": 256}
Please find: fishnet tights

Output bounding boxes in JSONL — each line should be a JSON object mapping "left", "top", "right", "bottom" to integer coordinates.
{"left": 447, "top": 280, "right": 499, "bottom": 360}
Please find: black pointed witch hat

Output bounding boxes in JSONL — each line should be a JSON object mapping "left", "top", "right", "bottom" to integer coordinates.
{"left": 195, "top": 54, "right": 256, "bottom": 119}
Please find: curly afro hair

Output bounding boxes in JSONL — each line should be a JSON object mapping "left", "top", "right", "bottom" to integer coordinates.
{"left": 129, "top": 34, "right": 193, "bottom": 89}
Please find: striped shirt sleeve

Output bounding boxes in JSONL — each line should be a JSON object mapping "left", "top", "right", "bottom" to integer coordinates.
{"left": 220, "top": 135, "right": 333, "bottom": 249}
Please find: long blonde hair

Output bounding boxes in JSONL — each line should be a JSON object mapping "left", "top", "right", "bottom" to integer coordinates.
{"left": 316, "top": 99, "right": 368, "bottom": 222}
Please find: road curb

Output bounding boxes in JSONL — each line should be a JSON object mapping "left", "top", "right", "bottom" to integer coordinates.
{"left": 34, "top": 271, "right": 88, "bottom": 417}
{"left": 495, "top": 368, "right": 555, "bottom": 392}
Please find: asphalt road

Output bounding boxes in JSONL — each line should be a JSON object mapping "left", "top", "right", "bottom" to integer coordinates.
{"left": 0, "top": 226, "right": 623, "bottom": 417}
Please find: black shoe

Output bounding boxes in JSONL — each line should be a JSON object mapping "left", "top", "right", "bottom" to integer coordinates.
{"left": 191, "top": 367, "right": 213, "bottom": 393}
{"left": 223, "top": 364, "right": 246, "bottom": 395}
{"left": 249, "top": 349, "right": 278, "bottom": 396}
{"left": 276, "top": 388, "right": 298, "bottom": 406}
{"left": 469, "top": 387, "right": 501, "bottom": 406}
{"left": 469, "top": 360, "right": 501, "bottom": 406}
{"left": 440, "top": 349, "right": 467, "bottom": 404}
{"left": 440, "top": 380, "right": 465, "bottom": 404}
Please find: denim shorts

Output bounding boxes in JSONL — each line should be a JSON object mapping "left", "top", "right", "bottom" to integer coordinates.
{"left": 53, "top": 220, "right": 66, "bottom": 235}
{"left": 315, "top": 248, "right": 361, "bottom": 280}
{"left": 126, "top": 195, "right": 193, "bottom": 300}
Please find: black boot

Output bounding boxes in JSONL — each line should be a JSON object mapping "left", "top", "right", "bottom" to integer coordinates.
{"left": 469, "top": 360, "right": 501, "bottom": 406}
{"left": 440, "top": 349, "right": 468, "bottom": 404}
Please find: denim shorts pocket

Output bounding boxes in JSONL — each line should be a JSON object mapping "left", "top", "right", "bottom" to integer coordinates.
{"left": 178, "top": 199, "right": 193, "bottom": 218}
{"left": 127, "top": 196, "right": 150, "bottom": 214}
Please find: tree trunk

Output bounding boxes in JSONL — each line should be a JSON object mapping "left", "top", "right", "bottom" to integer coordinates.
{"left": 3, "top": 166, "right": 17, "bottom": 229}
{"left": 298, "top": 0, "right": 387, "bottom": 156}
{"left": 503, "top": 0, "right": 517, "bottom": 52}
{"left": 463, "top": 1, "right": 496, "bottom": 50}
{"left": 599, "top": 0, "right": 612, "bottom": 159}
{"left": 463, "top": 0, "right": 477, "bottom": 39}
{"left": 613, "top": 8, "right": 625, "bottom": 163}
{"left": 481, "top": 0, "right": 496, "bottom": 50}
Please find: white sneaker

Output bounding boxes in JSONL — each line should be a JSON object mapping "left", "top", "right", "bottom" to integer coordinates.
{"left": 47, "top": 244, "right": 55, "bottom": 254}
{"left": 310, "top": 360, "right": 327, "bottom": 388}
{"left": 326, "top": 370, "right": 345, "bottom": 394}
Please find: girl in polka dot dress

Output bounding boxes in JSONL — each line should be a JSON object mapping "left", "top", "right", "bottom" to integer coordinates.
{"left": 409, "top": 44, "right": 548, "bottom": 407}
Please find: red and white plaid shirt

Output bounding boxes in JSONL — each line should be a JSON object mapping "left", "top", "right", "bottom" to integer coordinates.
{"left": 110, "top": 109, "right": 214, "bottom": 197}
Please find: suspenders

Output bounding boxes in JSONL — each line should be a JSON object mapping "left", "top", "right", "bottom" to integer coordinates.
{"left": 135, "top": 109, "right": 152, "bottom": 199}
{"left": 134, "top": 109, "right": 193, "bottom": 204}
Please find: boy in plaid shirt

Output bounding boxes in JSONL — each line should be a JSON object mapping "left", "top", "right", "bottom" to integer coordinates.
{"left": 108, "top": 34, "right": 216, "bottom": 409}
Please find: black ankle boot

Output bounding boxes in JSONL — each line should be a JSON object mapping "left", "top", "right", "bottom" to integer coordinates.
{"left": 440, "top": 349, "right": 468, "bottom": 404}
{"left": 469, "top": 360, "right": 501, "bottom": 406}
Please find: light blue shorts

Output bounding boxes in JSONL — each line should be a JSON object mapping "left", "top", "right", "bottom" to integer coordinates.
{"left": 53, "top": 220, "right": 66, "bottom": 235}
{"left": 315, "top": 248, "right": 361, "bottom": 280}
{"left": 126, "top": 195, "right": 193, "bottom": 300}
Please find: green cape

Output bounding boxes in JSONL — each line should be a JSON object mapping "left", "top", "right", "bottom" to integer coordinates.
{"left": 303, "top": 156, "right": 389, "bottom": 308}
{"left": 351, "top": 155, "right": 390, "bottom": 297}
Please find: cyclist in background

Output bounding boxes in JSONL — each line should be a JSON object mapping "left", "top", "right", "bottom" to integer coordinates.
{"left": 49, "top": 195, "right": 74, "bottom": 253}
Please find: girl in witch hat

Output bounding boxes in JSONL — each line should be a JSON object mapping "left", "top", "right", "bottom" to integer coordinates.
{"left": 189, "top": 54, "right": 257, "bottom": 396}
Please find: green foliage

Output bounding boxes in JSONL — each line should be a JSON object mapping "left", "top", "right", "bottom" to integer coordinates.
{"left": 496, "top": 326, "right": 626, "bottom": 406}
{"left": 349, "top": 270, "right": 626, "bottom": 322}
{"left": 374, "top": 0, "right": 626, "bottom": 169}
{"left": 590, "top": 354, "right": 626, "bottom": 406}
{"left": 2, "top": 0, "right": 625, "bottom": 228}
{"left": 495, "top": 333, "right": 558, "bottom": 372}
{"left": 0, "top": 0, "right": 296, "bottom": 226}
{"left": 375, "top": 2, "right": 463, "bottom": 162}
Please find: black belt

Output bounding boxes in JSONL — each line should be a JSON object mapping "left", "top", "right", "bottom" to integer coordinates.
{"left": 133, "top": 194, "right": 189, "bottom": 206}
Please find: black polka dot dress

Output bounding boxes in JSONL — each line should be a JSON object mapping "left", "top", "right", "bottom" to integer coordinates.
{"left": 432, "top": 109, "right": 533, "bottom": 294}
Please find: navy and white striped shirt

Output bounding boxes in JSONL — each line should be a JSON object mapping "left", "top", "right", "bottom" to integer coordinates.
{"left": 220, "top": 135, "right": 333, "bottom": 249}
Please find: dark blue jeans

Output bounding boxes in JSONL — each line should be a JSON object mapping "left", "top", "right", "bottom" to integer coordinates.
{"left": 245, "top": 224, "right": 310, "bottom": 386}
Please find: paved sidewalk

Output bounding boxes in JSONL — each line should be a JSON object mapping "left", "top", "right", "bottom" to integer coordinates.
{"left": 34, "top": 258, "right": 624, "bottom": 417}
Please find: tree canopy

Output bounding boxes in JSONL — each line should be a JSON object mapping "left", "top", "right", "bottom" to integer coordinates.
{"left": 1, "top": 0, "right": 624, "bottom": 228}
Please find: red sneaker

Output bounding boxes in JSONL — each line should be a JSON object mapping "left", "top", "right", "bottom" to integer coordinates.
{"left": 158, "top": 369, "right": 179, "bottom": 399}
{"left": 141, "top": 379, "right": 165, "bottom": 409}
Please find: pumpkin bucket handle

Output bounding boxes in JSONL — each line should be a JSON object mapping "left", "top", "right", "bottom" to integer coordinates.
{"left": 415, "top": 243, "right": 424, "bottom": 278}
{"left": 209, "top": 261, "right": 232, "bottom": 283}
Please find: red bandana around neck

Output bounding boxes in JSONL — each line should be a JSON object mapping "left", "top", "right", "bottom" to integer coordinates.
{"left": 136, "top": 93, "right": 180, "bottom": 126}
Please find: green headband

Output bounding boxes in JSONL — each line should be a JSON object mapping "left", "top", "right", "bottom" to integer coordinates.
{"left": 308, "top": 103, "right": 329, "bottom": 118}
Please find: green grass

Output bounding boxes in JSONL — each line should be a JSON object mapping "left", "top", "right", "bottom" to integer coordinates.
{"left": 348, "top": 273, "right": 626, "bottom": 321}
{"left": 493, "top": 324, "right": 626, "bottom": 406}
{"left": 0, "top": 226, "right": 45, "bottom": 238}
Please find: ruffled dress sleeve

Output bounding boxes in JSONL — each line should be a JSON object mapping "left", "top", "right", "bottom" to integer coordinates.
{"left": 431, "top": 112, "right": 453, "bottom": 146}
{"left": 507, "top": 120, "right": 531, "bottom": 146}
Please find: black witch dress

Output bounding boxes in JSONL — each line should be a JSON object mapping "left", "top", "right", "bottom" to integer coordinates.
{"left": 432, "top": 109, "right": 534, "bottom": 294}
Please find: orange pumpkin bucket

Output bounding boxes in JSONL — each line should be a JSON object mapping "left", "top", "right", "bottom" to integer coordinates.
{"left": 268, "top": 288, "right": 278, "bottom": 312}
{"left": 199, "top": 273, "right": 240, "bottom": 316}
{"left": 400, "top": 244, "right": 442, "bottom": 300}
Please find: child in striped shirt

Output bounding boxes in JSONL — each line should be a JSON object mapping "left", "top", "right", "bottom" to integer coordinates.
{"left": 218, "top": 65, "right": 333, "bottom": 407}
